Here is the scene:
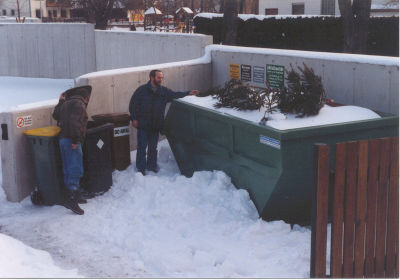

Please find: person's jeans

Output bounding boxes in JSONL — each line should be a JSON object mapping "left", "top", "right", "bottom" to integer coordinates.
{"left": 136, "top": 129, "right": 159, "bottom": 172}
{"left": 59, "top": 138, "right": 83, "bottom": 191}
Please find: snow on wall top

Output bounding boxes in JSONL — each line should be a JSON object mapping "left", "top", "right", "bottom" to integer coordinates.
{"left": 194, "top": 12, "right": 338, "bottom": 20}
{"left": 207, "top": 45, "right": 399, "bottom": 67}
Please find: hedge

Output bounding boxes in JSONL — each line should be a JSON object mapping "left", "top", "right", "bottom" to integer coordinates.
{"left": 194, "top": 16, "right": 399, "bottom": 57}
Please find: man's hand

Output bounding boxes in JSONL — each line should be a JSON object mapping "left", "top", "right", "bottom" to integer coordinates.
{"left": 132, "top": 120, "right": 138, "bottom": 128}
{"left": 189, "top": 90, "right": 199, "bottom": 96}
{"left": 72, "top": 144, "right": 78, "bottom": 149}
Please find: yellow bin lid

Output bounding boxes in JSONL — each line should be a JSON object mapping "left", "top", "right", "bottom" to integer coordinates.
{"left": 23, "top": 126, "right": 61, "bottom": 137}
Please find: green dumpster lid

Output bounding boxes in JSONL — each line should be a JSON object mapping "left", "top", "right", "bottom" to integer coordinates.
{"left": 23, "top": 126, "right": 61, "bottom": 137}
{"left": 92, "top": 113, "right": 131, "bottom": 122}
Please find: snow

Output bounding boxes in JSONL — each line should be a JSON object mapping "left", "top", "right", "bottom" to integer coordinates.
{"left": 0, "top": 77, "right": 74, "bottom": 113}
{"left": 206, "top": 45, "right": 399, "bottom": 66}
{"left": 0, "top": 140, "right": 313, "bottom": 277}
{"left": 144, "top": 7, "right": 163, "bottom": 15}
{"left": 0, "top": 233, "right": 81, "bottom": 278}
{"left": 176, "top": 7, "right": 194, "bottom": 14}
{"left": 181, "top": 95, "right": 381, "bottom": 130}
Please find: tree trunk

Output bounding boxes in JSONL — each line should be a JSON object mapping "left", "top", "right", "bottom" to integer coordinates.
{"left": 223, "top": 0, "right": 238, "bottom": 45}
{"left": 338, "top": 0, "right": 371, "bottom": 54}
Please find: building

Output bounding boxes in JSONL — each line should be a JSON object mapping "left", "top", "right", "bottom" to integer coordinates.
{"left": 0, "top": 0, "right": 31, "bottom": 18}
{"left": 259, "top": 0, "right": 398, "bottom": 17}
{"left": 0, "top": 0, "right": 72, "bottom": 20}
{"left": 259, "top": 0, "right": 340, "bottom": 16}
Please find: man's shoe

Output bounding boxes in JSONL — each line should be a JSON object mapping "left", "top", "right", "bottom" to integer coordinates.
{"left": 63, "top": 190, "right": 84, "bottom": 215}
{"left": 63, "top": 197, "right": 84, "bottom": 215}
{"left": 140, "top": 170, "right": 146, "bottom": 176}
{"left": 147, "top": 166, "right": 159, "bottom": 173}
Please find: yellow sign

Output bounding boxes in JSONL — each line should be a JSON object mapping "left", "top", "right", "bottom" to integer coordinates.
{"left": 230, "top": 64, "right": 240, "bottom": 80}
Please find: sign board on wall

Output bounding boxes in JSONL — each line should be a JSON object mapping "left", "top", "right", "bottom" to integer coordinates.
{"left": 253, "top": 66, "right": 265, "bottom": 84}
{"left": 229, "top": 64, "right": 240, "bottom": 80}
{"left": 266, "top": 64, "right": 285, "bottom": 88}
{"left": 240, "top": 64, "right": 252, "bottom": 82}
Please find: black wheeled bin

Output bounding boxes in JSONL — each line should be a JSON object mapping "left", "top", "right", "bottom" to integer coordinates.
{"left": 24, "top": 126, "right": 64, "bottom": 205}
{"left": 91, "top": 113, "right": 131, "bottom": 171}
{"left": 81, "top": 121, "right": 114, "bottom": 194}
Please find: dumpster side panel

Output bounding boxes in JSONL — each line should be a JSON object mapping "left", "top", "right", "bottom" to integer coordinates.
{"left": 166, "top": 100, "right": 398, "bottom": 225}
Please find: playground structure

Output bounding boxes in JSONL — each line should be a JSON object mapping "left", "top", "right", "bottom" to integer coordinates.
{"left": 143, "top": 6, "right": 194, "bottom": 33}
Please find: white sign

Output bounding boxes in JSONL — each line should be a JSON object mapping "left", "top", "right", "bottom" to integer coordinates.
{"left": 16, "top": 115, "right": 33, "bottom": 128}
{"left": 97, "top": 139, "right": 104, "bottom": 149}
{"left": 114, "top": 126, "right": 129, "bottom": 137}
{"left": 260, "top": 135, "right": 281, "bottom": 149}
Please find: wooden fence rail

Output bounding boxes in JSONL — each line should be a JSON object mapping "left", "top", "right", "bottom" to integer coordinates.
{"left": 311, "top": 137, "right": 399, "bottom": 278}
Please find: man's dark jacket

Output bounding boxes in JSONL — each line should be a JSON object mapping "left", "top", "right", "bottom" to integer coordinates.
{"left": 129, "top": 81, "right": 189, "bottom": 131}
{"left": 52, "top": 91, "right": 89, "bottom": 144}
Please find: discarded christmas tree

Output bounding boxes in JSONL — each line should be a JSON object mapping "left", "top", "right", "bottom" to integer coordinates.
{"left": 277, "top": 63, "right": 325, "bottom": 117}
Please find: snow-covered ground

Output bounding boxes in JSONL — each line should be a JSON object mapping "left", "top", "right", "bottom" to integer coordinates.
{"left": 0, "top": 140, "right": 313, "bottom": 278}
{"left": 0, "top": 77, "right": 74, "bottom": 113}
{"left": 182, "top": 95, "right": 381, "bottom": 130}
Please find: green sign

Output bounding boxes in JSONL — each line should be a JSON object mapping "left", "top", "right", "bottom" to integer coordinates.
{"left": 266, "top": 64, "right": 285, "bottom": 88}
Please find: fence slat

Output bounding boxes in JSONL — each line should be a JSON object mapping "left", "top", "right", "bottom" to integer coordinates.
{"left": 385, "top": 138, "right": 399, "bottom": 277}
{"left": 365, "top": 139, "right": 380, "bottom": 278}
{"left": 354, "top": 140, "right": 369, "bottom": 277}
{"left": 343, "top": 141, "right": 358, "bottom": 277}
{"left": 310, "top": 144, "right": 330, "bottom": 278}
{"left": 330, "top": 142, "right": 346, "bottom": 278}
{"left": 375, "top": 138, "right": 391, "bottom": 277}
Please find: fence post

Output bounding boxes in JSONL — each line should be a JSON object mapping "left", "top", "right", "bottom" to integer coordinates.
{"left": 310, "top": 143, "right": 330, "bottom": 278}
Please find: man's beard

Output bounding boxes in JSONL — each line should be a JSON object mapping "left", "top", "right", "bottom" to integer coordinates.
{"left": 154, "top": 80, "right": 161, "bottom": 87}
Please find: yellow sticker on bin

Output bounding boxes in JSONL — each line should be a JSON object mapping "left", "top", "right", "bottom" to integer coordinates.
{"left": 23, "top": 126, "right": 61, "bottom": 137}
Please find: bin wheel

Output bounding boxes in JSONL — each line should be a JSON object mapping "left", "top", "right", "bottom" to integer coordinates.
{"left": 30, "top": 189, "right": 44, "bottom": 205}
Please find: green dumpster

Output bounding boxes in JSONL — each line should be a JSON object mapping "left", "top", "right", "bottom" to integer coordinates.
{"left": 163, "top": 100, "right": 399, "bottom": 224}
{"left": 24, "top": 126, "right": 64, "bottom": 205}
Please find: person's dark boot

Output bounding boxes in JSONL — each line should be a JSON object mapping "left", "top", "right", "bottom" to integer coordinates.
{"left": 63, "top": 190, "right": 84, "bottom": 215}
{"left": 75, "top": 190, "right": 87, "bottom": 204}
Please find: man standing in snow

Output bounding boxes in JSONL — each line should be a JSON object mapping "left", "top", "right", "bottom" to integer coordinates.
{"left": 53, "top": 86, "right": 92, "bottom": 215}
{"left": 129, "top": 70, "right": 198, "bottom": 175}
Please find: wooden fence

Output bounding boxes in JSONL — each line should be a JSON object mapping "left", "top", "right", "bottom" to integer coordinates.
{"left": 311, "top": 137, "right": 399, "bottom": 278}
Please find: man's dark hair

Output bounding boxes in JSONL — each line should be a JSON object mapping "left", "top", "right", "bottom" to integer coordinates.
{"left": 149, "top": 69, "right": 162, "bottom": 79}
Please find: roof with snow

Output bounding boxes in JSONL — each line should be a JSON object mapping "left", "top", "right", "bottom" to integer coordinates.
{"left": 176, "top": 7, "right": 194, "bottom": 14}
{"left": 144, "top": 7, "right": 162, "bottom": 15}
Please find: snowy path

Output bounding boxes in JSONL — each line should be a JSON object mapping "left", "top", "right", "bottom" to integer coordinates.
{"left": 0, "top": 140, "right": 311, "bottom": 277}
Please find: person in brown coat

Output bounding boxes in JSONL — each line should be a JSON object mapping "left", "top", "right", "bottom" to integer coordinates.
{"left": 53, "top": 85, "right": 91, "bottom": 215}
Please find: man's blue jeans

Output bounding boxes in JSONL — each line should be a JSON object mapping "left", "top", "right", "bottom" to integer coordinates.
{"left": 136, "top": 129, "right": 159, "bottom": 172}
{"left": 59, "top": 138, "right": 83, "bottom": 191}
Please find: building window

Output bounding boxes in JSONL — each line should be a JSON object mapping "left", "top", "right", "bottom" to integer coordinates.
{"left": 36, "top": 9, "right": 41, "bottom": 18}
{"left": 53, "top": 10, "right": 57, "bottom": 17}
{"left": 2, "top": 10, "right": 6, "bottom": 16}
{"left": 292, "top": 3, "right": 305, "bottom": 15}
{"left": 11, "top": 9, "right": 15, "bottom": 16}
{"left": 61, "top": 9, "right": 66, "bottom": 18}
{"left": 321, "top": 0, "right": 335, "bottom": 15}
{"left": 265, "top": 8, "right": 278, "bottom": 15}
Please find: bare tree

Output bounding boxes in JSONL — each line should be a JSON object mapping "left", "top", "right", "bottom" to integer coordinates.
{"left": 72, "top": 0, "right": 115, "bottom": 29}
{"left": 338, "top": 0, "right": 372, "bottom": 54}
{"left": 221, "top": 0, "right": 238, "bottom": 45}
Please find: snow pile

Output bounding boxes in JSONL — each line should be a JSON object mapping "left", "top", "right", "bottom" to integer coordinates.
{"left": 0, "top": 77, "right": 74, "bottom": 113}
{"left": 181, "top": 95, "right": 381, "bottom": 130}
{"left": 0, "top": 141, "right": 312, "bottom": 277}
{"left": 0, "top": 233, "right": 81, "bottom": 278}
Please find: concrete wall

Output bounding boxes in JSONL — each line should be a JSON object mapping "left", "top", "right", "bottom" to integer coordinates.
{"left": 210, "top": 45, "right": 399, "bottom": 115}
{"left": 0, "top": 23, "right": 96, "bottom": 79}
{"left": 95, "top": 31, "right": 213, "bottom": 71}
{"left": 1, "top": 56, "right": 212, "bottom": 202}
{"left": 0, "top": 105, "right": 58, "bottom": 202}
